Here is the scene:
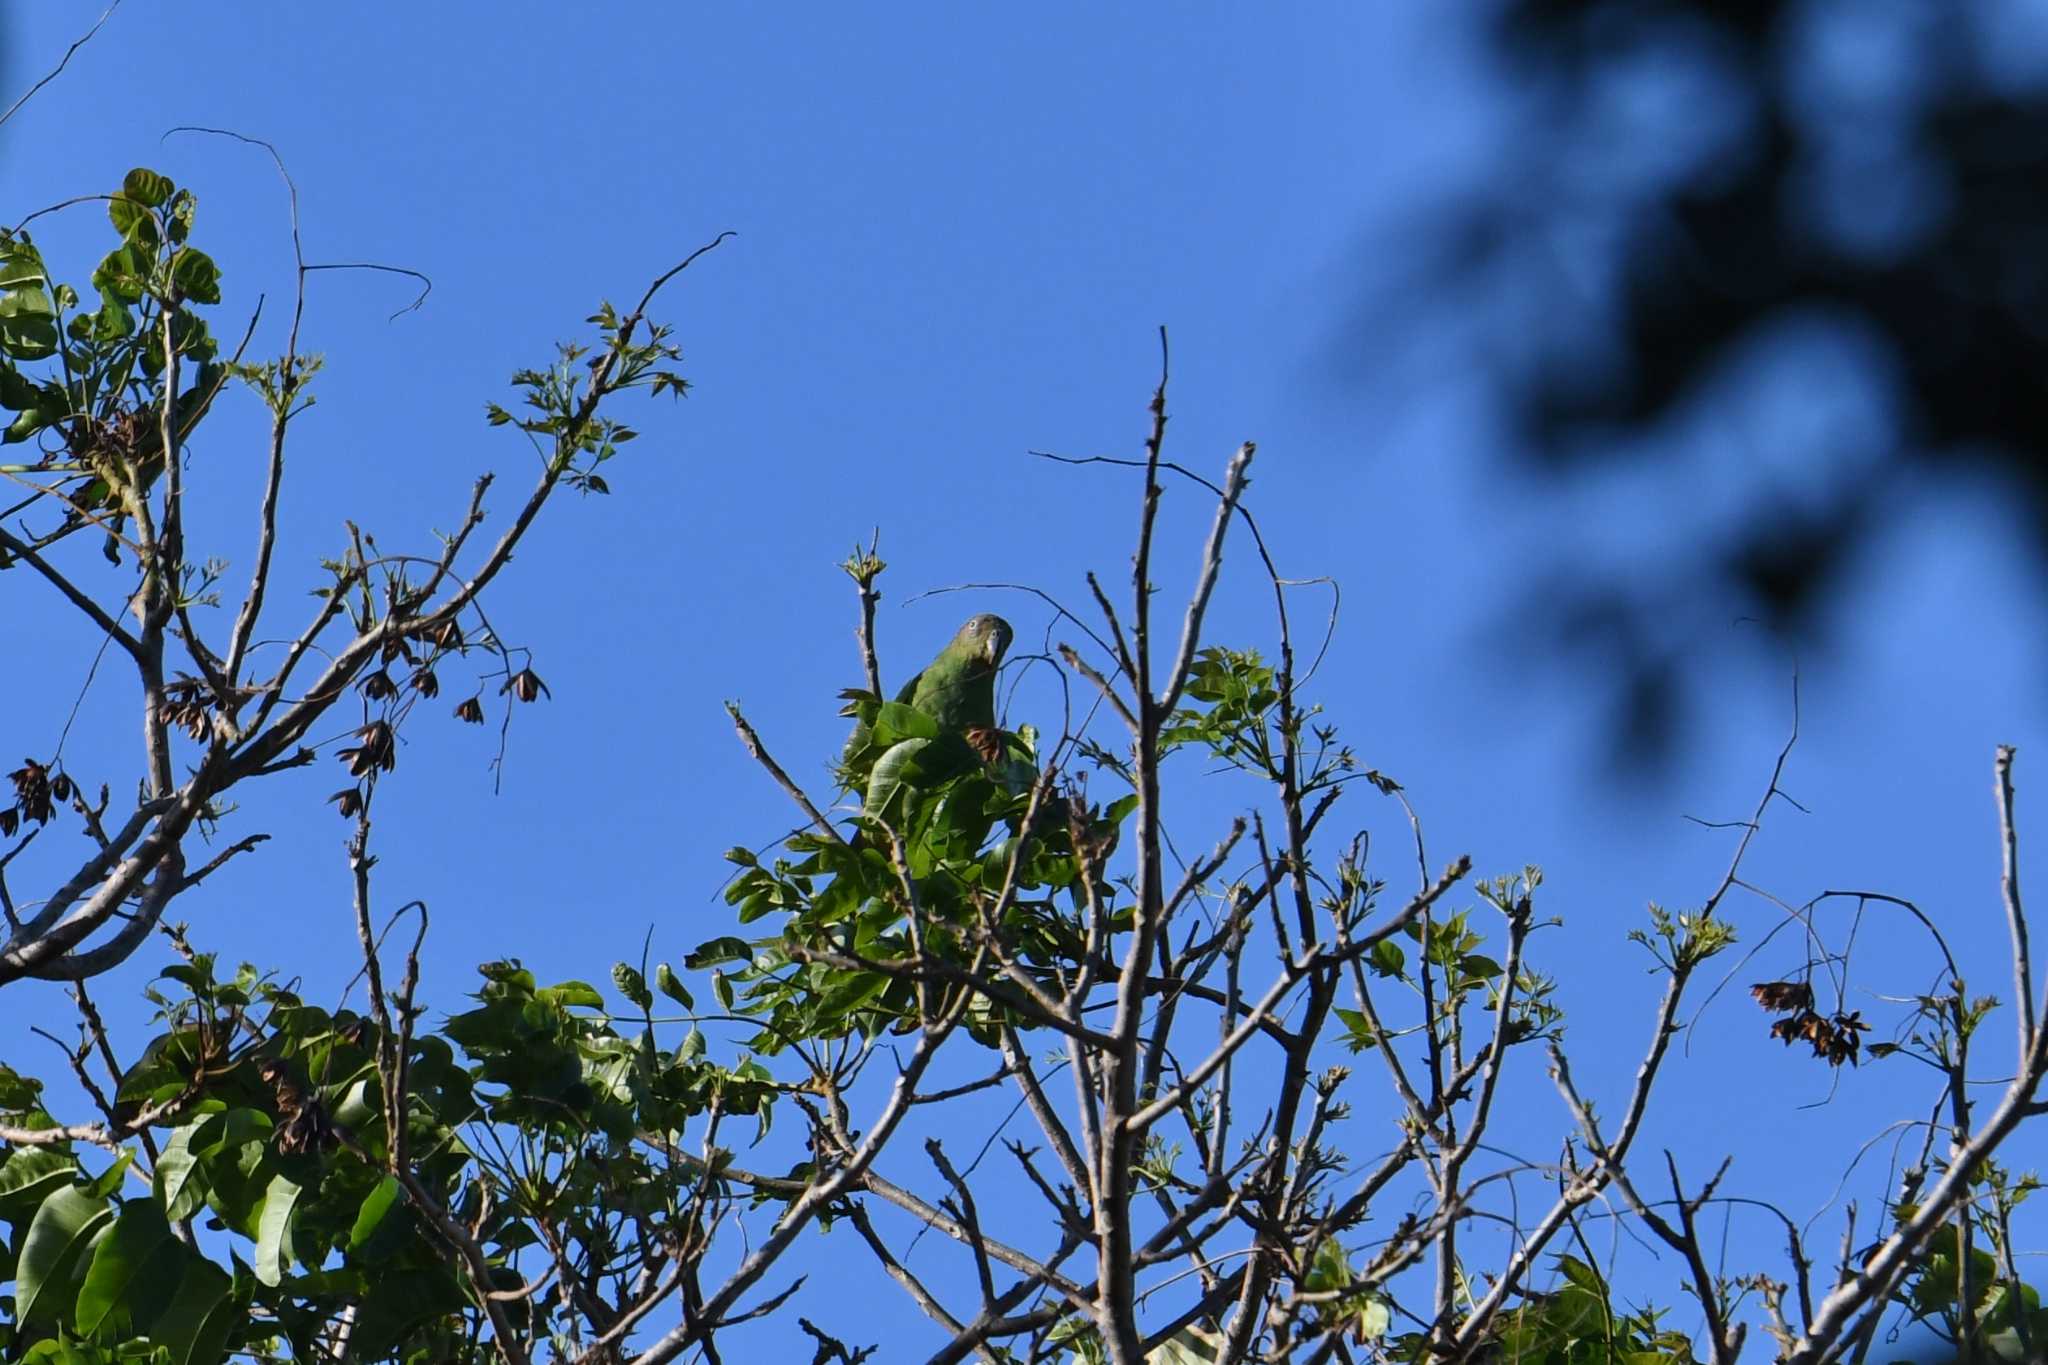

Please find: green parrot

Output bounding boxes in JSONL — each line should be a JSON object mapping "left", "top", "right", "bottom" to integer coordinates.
{"left": 903, "top": 612, "right": 1013, "bottom": 736}
{"left": 841, "top": 613, "right": 1013, "bottom": 778}
{"left": 833, "top": 613, "right": 1016, "bottom": 946}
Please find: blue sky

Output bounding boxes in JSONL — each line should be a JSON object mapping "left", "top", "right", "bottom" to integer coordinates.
{"left": 4, "top": 4, "right": 2043, "bottom": 1356}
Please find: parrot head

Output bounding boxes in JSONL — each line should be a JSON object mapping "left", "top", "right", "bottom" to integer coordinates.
{"left": 960, "top": 613, "right": 1013, "bottom": 670}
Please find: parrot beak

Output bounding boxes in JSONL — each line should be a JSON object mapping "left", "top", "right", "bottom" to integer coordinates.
{"left": 985, "top": 623, "right": 1011, "bottom": 667}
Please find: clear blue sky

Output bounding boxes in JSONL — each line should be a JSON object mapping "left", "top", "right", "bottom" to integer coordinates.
{"left": 4, "top": 5, "right": 2041, "bottom": 1355}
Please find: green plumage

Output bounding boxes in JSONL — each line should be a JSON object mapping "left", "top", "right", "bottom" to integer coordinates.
{"left": 901, "top": 613, "right": 1011, "bottom": 733}
{"left": 840, "top": 613, "right": 1012, "bottom": 783}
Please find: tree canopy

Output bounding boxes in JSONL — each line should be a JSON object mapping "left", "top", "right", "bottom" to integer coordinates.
{"left": 0, "top": 156, "right": 2045, "bottom": 1364}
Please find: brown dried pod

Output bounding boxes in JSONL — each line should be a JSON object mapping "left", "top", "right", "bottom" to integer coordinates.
{"left": 336, "top": 720, "right": 395, "bottom": 777}
{"left": 504, "top": 667, "right": 551, "bottom": 703}
{"left": 8, "top": 759, "right": 52, "bottom": 825}
{"left": 410, "top": 668, "right": 440, "bottom": 699}
{"left": 327, "top": 788, "right": 365, "bottom": 819}
{"left": 963, "top": 724, "right": 1004, "bottom": 766}
{"left": 1750, "top": 981, "right": 1814, "bottom": 1014}
{"left": 1826, "top": 1011, "right": 1870, "bottom": 1067}
{"left": 1769, "top": 1013, "right": 1813, "bottom": 1047}
{"left": 260, "top": 1058, "right": 336, "bottom": 1154}
{"left": 454, "top": 695, "right": 485, "bottom": 724}
{"left": 359, "top": 669, "right": 398, "bottom": 701}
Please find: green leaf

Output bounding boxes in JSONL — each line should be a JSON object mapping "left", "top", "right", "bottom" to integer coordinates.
{"left": 16, "top": 1182, "right": 113, "bottom": 1324}
{"left": 84, "top": 1150, "right": 132, "bottom": 1201}
{"left": 1556, "top": 1255, "right": 1605, "bottom": 1298}
{"left": 685, "top": 936, "right": 752, "bottom": 970}
{"left": 1458, "top": 954, "right": 1503, "bottom": 982}
{"left": 656, "top": 962, "right": 693, "bottom": 1008}
{"left": 712, "top": 970, "right": 735, "bottom": 1010}
{"left": 122, "top": 167, "right": 175, "bottom": 208}
{"left": 6, "top": 404, "right": 50, "bottom": 442}
{"left": 107, "top": 194, "right": 159, "bottom": 248}
{"left": 0, "top": 1147, "right": 78, "bottom": 1218}
{"left": 1333, "top": 1007, "right": 1380, "bottom": 1053}
{"left": 252, "top": 1172, "right": 303, "bottom": 1287}
{"left": 152, "top": 1118, "right": 214, "bottom": 1222}
{"left": 332, "top": 1076, "right": 380, "bottom": 1132}
{"left": 865, "top": 736, "right": 931, "bottom": 812}
{"left": 18, "top": 1341, "right": 103, "bottom": 1365}
{"left": 347, "top": 1262, "right": 467, "bottom": 1361}
{"left": 0, "top": 282, "right": 54, "bottom": 317}
{"left": 875, "top": 701, "right": 939, "bottom": 741}
{"left": 348, "top": 1174, "right": 402, "bottom": 1250}
{"left": 92, "top": 243, "right": 151, "bottom": 305}
{"left": 149, "top": 1256, "right": 234, "bottom": 1365}
{"left": 88, "top": 294, "right": 134, "bottom": 344}
{"left": 0, "top": 363, "right": 45, "bottom": 412}
{"left": 75, "top": 1198, "right": 181, "bottom": 1337}
{"left": 1369, "top": 938, "right": 1406, "bottom": 980}
{"left": 0, "top": 246, "right": 48, "bottom": 291}
{"left": 0, "top": 290, "right": 59, "bottom": 360}
{"left": 169, "top": 248, "right": 221, "bottom": 305}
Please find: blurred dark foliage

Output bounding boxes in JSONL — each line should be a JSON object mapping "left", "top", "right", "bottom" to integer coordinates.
{"left": 1387, "top": 0, "right": 2048, "bottom": 765}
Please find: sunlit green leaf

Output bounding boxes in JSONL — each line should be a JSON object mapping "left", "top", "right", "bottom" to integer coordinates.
{"left": 685, "top": 936, "right": 752, "bottom": 970}
{"left": 0, "top": 1147, "right": 77, "bottom": 1218}
{"left": 251, "top": 1173, "right": 302, "bottom": 1287}
{"left": 348, "top": 1174, "right": 402, "bottom": 1250}
{"left": 169, "top": 248, "right": 221, "bottom": 305}
{"left": 656, "top": 962, "right": 693, "bottom": 1008}
{"left": 122, "top": 167, "right": 175, "bottom": 208}
{"left": 16, "top": 1182, "right": 112, "bottom": 1324}
{"left": 108, "top": 193, "right": 159, "bottom": 247}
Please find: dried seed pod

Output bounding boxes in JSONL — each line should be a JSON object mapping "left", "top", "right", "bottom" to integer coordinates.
{"left": 504, "top": 667, "right": 551, "bottom": 703}
{"left": 8, "top": 759, "right": 52, "bottom": 825}
{"left": 336, "top": 720, "right": 395, "bottom": 777}
{"left": 963, "top": 724, "right": 1004, "bottom": 766}
{"left": 1750, "top": 981, "right": 1814, "bottom": 1014}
